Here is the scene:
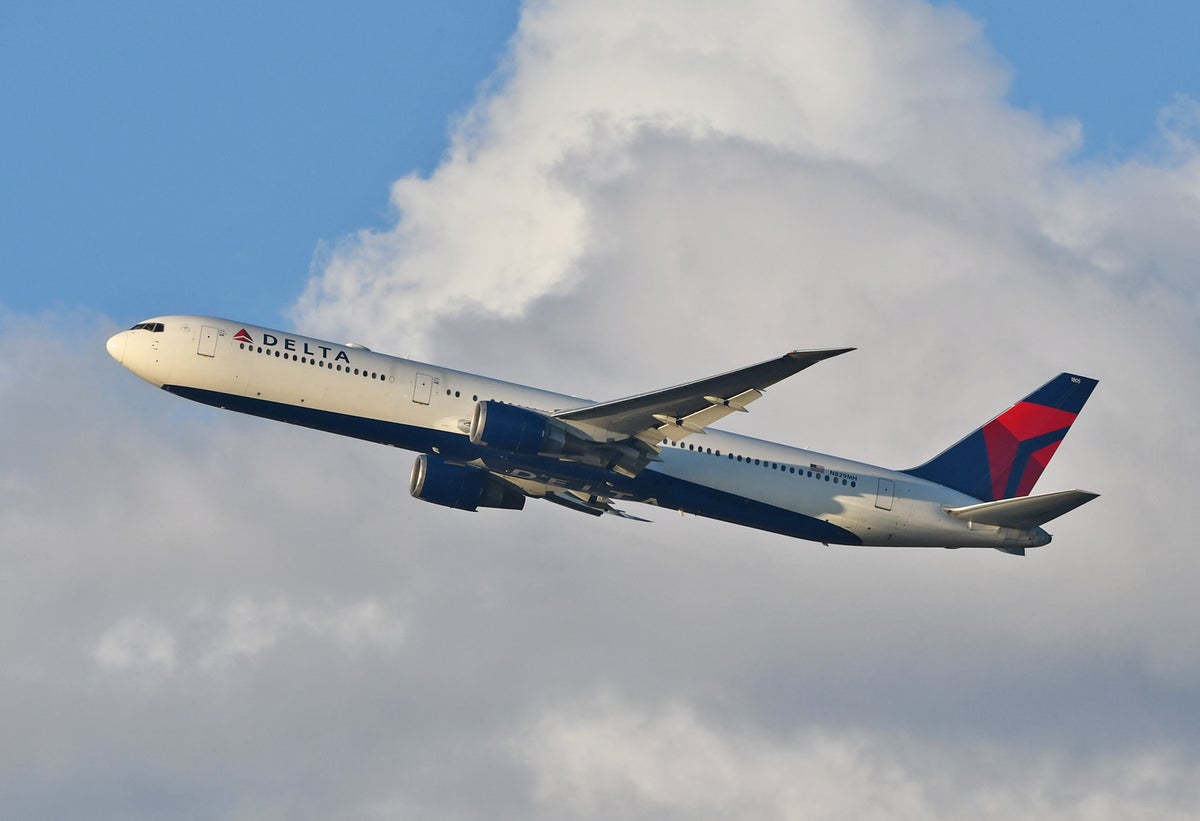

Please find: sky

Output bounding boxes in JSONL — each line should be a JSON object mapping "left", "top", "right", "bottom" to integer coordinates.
{"left": 2, "top": 1, "right": 1199, "bottom": 819}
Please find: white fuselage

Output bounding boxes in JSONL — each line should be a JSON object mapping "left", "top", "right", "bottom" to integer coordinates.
{"left": 106, "top": 316, "right": 1051, "bottom": 551}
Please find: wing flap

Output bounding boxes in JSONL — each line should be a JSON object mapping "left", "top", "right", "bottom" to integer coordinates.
{"left": 542, "top": 490, "right": 651, "bottom": 521}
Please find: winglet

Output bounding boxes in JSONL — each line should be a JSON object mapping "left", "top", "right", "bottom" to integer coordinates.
{"left": 789, "top": 347, "right": 855, "bottom": 362}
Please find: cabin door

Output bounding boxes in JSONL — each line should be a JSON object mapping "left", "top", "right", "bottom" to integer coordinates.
{"left": 198, "top": 325, "right": 219, "bottom": 357}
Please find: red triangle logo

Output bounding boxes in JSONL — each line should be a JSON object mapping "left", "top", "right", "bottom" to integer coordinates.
{"left": 233, "top": 328, "right": 253, "bottom": 344}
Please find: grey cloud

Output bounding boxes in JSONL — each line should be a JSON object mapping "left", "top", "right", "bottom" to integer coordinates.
{"left": 519, "top": 696, "right": 1200, "bottom": 820}
{"left": 2, "top": 313, "right": 1198, "bottom": 818}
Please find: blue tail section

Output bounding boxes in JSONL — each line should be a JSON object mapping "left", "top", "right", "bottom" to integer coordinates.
{"left": 904, "top": 374, "right": 1098, "bottom": 501}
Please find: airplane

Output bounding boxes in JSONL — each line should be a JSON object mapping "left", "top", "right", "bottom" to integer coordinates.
{"left": 107, "top": 316, "right": 1099, "bottom": 555}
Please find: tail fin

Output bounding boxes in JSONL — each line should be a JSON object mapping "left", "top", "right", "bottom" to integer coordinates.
{"left": 904, "top": 373, "right": 1098, "bottom": 501}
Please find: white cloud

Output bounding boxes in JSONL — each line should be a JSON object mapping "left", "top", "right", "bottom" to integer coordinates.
{"left": 291, "top": 1, "right": 1002, "bottom": 354}
{"left": 289, "top": 0, "right": 1093, "bottom": 360}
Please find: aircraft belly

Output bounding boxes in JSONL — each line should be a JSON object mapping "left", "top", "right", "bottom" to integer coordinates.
{"left": 486, "top": 453, "right": 861, "bottom": 545}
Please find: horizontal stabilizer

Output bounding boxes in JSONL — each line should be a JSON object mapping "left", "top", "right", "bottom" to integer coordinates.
{"left": 947, "top": 489, "right": 1099, "bottom": 529}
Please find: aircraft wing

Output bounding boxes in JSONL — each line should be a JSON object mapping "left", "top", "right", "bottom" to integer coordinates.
{"left": 553, "top": 348, "right": 854, "bottom": 447}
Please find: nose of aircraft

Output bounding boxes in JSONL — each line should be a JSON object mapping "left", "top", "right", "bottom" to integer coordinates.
{"left": 106, "top": 331, "right": 127, "bottom": 365}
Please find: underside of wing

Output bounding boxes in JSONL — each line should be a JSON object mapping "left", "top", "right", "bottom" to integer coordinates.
{"left": 501, "top": 474, "right": 650, "bottom": 520}
{"left": 543, "top": 490, "right": 652, "bottom": 521}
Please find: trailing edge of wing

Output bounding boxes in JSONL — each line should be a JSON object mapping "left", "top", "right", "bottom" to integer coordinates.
{"left": 946, "top": 489, "right": 1099, "bottom": 530}
{"left": 553, "top": 348, "right": 854, "bottom": 441}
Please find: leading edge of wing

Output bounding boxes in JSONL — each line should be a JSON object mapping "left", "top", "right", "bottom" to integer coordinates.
{"left": 553, "top": 347, "right": 854, "bottom": 437}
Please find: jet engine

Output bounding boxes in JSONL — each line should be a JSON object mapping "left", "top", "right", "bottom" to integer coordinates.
{"left": 469, "top": 400, "right": 585, "bottom": 457}
{"left": 409, "top": 454, "right": 525, "bottom": 511}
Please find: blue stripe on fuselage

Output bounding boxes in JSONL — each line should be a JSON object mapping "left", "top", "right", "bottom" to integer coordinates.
{"left": 165, "top": 385, "right": 861, "bottom": 545}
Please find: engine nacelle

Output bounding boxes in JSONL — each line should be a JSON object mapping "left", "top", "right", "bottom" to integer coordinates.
{"left": 409, "top": 454, "right": 526, "bottom": 511}
{"left": 469, "top": 400, "right": 575, "bottom": 456}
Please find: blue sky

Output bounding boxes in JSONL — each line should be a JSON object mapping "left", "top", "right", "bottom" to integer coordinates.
{"left": 1, "top": 1, "right": 1195, "bottom": 328}
{"left": 1, "top": 1, "right": 520, "bottom": 325}
{"left": 954, "top": 1, "right": 1200, "bottom": 156}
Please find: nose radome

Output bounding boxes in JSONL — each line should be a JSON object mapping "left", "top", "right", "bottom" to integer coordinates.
{"left": 106, "top": 331, "right": 127, "bottom": 364}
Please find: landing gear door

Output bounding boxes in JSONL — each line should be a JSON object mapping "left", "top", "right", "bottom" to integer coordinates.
{"left": 875, "top": 478, "right": 895, "bottom": 511}
{"left": 198, "top": 325, "right": 219, "bottom": 357}
{"left": 413, "top": 372, "right": 433, "bottom": 405}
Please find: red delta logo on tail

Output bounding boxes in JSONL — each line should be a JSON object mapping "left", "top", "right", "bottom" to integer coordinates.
{"left": 906, "top": 373, "right": 1098, "bottom": 502}
{"left": 982, "top": 400, "right": 1079, "bottom": 500}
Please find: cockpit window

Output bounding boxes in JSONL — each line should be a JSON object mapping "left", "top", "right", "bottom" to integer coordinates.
{"left": 129, "top": 322, "right": 165, "bottom": 332}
